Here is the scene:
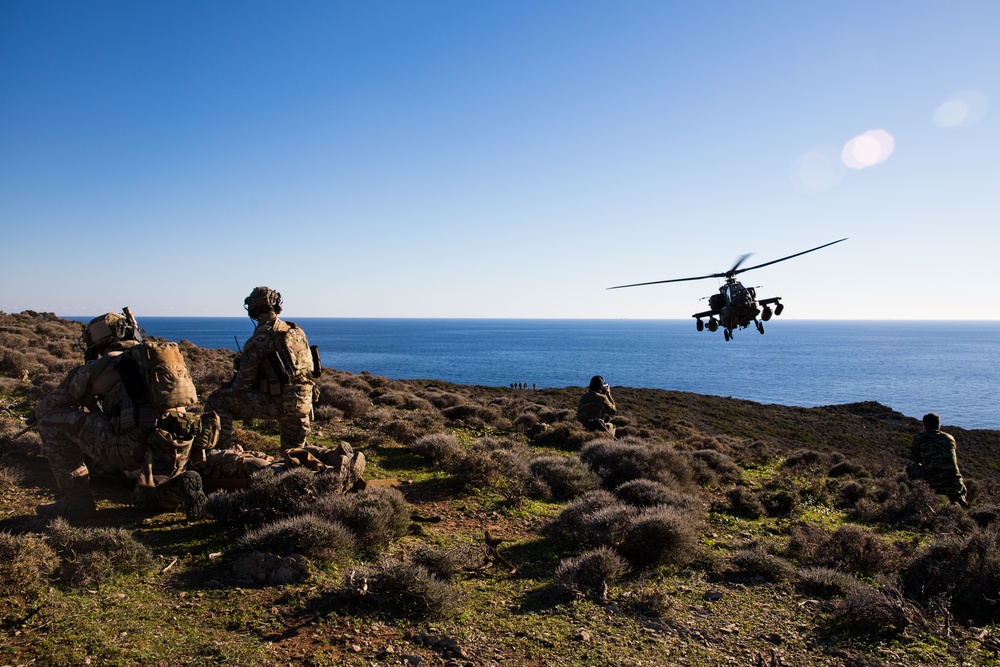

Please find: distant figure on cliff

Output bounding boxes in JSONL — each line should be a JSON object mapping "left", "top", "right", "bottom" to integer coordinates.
{"left": 907, "top": 412, "right": 969, "bottom": 508}
{"left": 204, "top": 286, "right": 320, "bottom": 451}
{"left": 577, "top": 375, "right": 617, "bottom": 437}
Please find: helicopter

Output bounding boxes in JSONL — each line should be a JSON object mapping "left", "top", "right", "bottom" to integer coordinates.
{"left": 608, "top": 238, "right": 847, "bottom": 341}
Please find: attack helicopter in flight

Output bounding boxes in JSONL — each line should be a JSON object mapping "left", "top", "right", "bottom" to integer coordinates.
{"left": 608, "top": 238, "right": 847, "bottom": 341}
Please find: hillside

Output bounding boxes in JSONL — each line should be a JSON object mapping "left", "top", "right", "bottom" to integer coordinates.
{"left": 2, "top": 310, "right": 1000, "bottom": 667}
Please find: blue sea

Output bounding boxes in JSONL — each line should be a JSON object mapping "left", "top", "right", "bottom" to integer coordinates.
{"left": 119, "top": 318, "right": 998, "bottom": 431}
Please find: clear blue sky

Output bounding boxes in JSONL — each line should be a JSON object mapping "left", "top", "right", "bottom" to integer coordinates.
{"left": 2, "top": 1, "right": 996, "bottom": 319}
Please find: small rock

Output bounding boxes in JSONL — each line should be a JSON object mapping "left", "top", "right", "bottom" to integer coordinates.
{"left": 574, "top": 630, "right": 592, "bottom": 642}
{"left": 703, "top": 589, "right": 724, "bottom": 601}
{"left": 400, "top": 655, "right": 421, "bottom": 666}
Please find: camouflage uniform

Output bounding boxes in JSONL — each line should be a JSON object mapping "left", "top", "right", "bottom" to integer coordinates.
{"left": 36, "top": 341, "right": 208, "bottom": 518}
{"left": 204, "top": 313, "right": 315, "bottom": 451}
{"left": 577, "top": 390, "right": 617, "bottom": 437}
{"left": 909, "top": 429, "right": 968, "bottom": 506}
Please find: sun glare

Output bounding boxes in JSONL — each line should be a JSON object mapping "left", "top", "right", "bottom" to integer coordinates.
{"left": 841, "top": 129, "right": 895, "bottom": 170}
{"left": 934, "top": 89, "right": 988, "bottom": 128}
{"left": 790, "top": 149, "right": 842, "bottom": 193}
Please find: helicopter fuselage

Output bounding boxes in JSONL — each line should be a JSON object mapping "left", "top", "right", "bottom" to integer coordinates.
{"left": 693, "top": 279, "right": 783, "bottom": 340}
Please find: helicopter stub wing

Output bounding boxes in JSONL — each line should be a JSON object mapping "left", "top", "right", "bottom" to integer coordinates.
{"left": 692, "top": 309, "right": 716, "bottom": 319}
{"left": 757, "top": 297, "right": 781, "bottom": 306}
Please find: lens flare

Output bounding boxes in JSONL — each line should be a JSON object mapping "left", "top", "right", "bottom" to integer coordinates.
{"left": 841, "top": 129, "right": 895, "bottom": 170}
{"left": 934, "top": 89, "right": 988, "bottom": 128}
{"left": 790, "top": 148, "right": 842, "bottom": 193}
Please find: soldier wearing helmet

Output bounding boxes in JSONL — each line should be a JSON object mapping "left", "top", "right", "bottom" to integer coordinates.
{"left": 34, "top": 312, "right": 211, "bottom": 521}
{"left": 204, "top": 287, "right": 318, "bottom": 451}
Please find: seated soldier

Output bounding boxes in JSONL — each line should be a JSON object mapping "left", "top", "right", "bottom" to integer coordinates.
{"left": 907, "top": 412, "right": 969, "bottom": 508}
{"left": 577, "top": 375, "right": 617, "bottom": 437}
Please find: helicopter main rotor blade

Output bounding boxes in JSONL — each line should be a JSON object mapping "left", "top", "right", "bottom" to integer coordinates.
{"left": 727, "top": 253, "right": 753, "bottom": 277}
{"left": 606, "top": 238, "right": 847, "bottom": 290}
{"left": 607, "top": 272, "right": 727, "bottom": 289}
{"left": 731, "top": 238, "right": 847, "bottom": 276}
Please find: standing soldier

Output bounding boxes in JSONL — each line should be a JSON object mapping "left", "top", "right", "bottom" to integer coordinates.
{"left": 577, "top": 374, "right": 617, "bottom": 437}
{"left": 908, "top": 412, "right": 969, "bottom": 508}
{"left": 204, "top": 287, "right": 319, "bottom": 451}
{"left": 35, "top": 311, "right": 214, "bottom": 521}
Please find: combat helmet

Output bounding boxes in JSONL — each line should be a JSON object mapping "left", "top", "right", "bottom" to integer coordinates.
{"left": 82, "top": 313, "right": 138, "bottom": 360}
{"left": 244, "top": 286, "right": 283, "bottom": 321}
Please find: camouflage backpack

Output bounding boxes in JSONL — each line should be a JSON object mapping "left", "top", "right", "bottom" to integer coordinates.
{"left": 267, "top": 320, "right": 315, "bottom": 383}
{"left": 117, "top": 341, "right": 199, "bottom": 427}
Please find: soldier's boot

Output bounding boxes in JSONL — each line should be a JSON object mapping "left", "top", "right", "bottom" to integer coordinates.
{"left": 177, "top": 471, "right": 208, "bottom": 521}
{"left": 137, "top": 471, "right": 208, "bottom": 520}
{"left": 36, "top": 476, "right": 97, "bottom": 521}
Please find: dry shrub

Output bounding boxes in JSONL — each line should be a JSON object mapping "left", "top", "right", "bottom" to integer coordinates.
{"left": 849, "top": 478, "right": 974, "bottom": 532}
{"left": 237, "top": 514, "right": 355, "bottom": 562}
{"left": 0, "top": 532, "right": 58, "bottom": 603}
{"left": 621, "top": 506, "right": 701, "bottom": 569}
{"left": 761, "top": 489, "right": 799, "bottom": 518}
{"left": 312, "top": 486, "right": 410, "bottom": 553}
{"left": 836, "top": 480, "right": 870, "bottom": 508}
{"left": 410, "top": 432, "right": 465, "bottom": 468}
{"left": 687, "top": 449, "right": 743, "bottom": 486}
{"left": 582, "top": 503, "right": 639, "bottom": 549}
{"left": 828, "top": 460, "right": 871, "bottom": 478}
{"left": 420, "top": 391, "right": 465, "bottom": 409}
{"left": 410, "top": 544, "right": 473, "bottom": 582}
{"left": 449, "top": 436, "right": 542, "bottom": 502}
{"left": 726, "top": 488, "right": 765, "bottom": 519}
{"left": 580, "top": 437, "right": 694, "bottom": 491}
{"left": 785, "top": 523, "right": 830, "bottom": 564}
{"left": 313, "top": 404, "right": 343, "bottom": 421}
{"left": 380, "top": 418, "right": 422, "bottom": 444}
{"left": 528, "top": 455, "right": 599, "bottom": 500}
{"left": 730, "top": 547, "right": 795, "bottom": 582}
{"left": 47, "top": 518, "right": 154, "bottom": 587}
{"left": 834, "top": 584, "right": 909, "bottom": 637}
{"left": 0, "top": 463, "right": 25, "bottom": 491}
{"left": 544, "top": 490, "right": 618, "bottom": 544}
{"left": 820, "top": 525, "right": 904, "bottom": 577}
{"left": 356, "top": 562, "right": 459, "bottom": 620}
{"left": 903, "top": 528, "right": 1000, "bottom": 624}
{"left": 782, "top": 449, "right": 832, "bottom": 472}
{"left": 207, "top": 467, "right": 318, "bottom": 525}
{"left": 531, "top": 421, "right": 592, "bottom": 449}
{"left": 318, "top": 384, "right": 371, "bottom": 419}
{"left": 970, "top": 505, "right": 1000, "bottom": 529}
{"left": 614, "top": 479, "right": 703, "bottom": 513}
{"left": 536, "top": 408, "right": 575, "bottom": 424}
{"left": 440, "top": 403, "right": 503, "bottom": 428}
{"left": 797, "top": 566, "right": 862, "bottom": 599}
{"left": 370, "top": 390, "right": 409, "bottom": 407}
{"left": 554, "top": 546, "right": 629, "bottom": 600}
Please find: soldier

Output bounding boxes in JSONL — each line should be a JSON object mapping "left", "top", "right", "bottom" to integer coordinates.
{"left": 204, "top": 287, "right": 318, "bottom": 451}
{"left": 908, "top": 412, "right": 969, "bottom": 508}
{"left": 35, "top": 312, "right": 214, "bottom": 521}
{"left": 577, "top": 374, "right": 617, "bottom": 437}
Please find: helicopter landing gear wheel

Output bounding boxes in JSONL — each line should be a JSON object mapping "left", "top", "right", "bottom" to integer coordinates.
{"left": 723, "top": 329, "right": 732, "bottom": 341}
{"left": 756, "top": 320, "right": 764, "bottom": 334}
